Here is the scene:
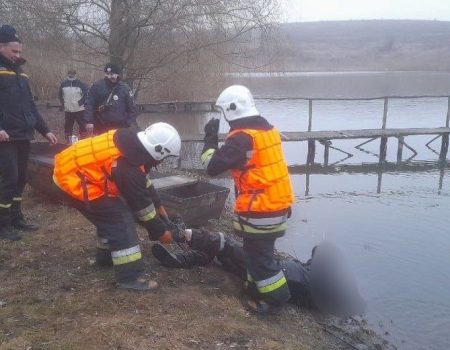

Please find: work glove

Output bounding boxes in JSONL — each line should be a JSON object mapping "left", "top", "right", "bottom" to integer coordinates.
{"left": 203, "top": 118, "right": 220, "bottom": 153}
{"left": 204, "top": 118, "right": 220, "bottom": 137}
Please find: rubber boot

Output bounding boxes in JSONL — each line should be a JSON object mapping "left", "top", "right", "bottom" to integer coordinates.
{"left": 117, "top": 278, "right": 158, "bottom": 291}
{"left": 0, "top": 226, "right": 21, "bottom": 241}
{"left": 0, "top": 207, "right": 21, "bottom": 241}
{"left": 11, "top": 201, "right": 39, "bottom": 232}
{"left": 152, "top": 243, "right": 213, "bottom": 268}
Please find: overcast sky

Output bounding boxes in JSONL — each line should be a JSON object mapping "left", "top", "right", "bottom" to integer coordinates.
{"left": 281, "top": 0, "right": 450, "bottom": 22}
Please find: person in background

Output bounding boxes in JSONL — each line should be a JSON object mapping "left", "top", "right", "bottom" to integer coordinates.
{"left": 0, "top": 24, "right": 57, "bottom": 241}
{"left": 84, "top": 63, "right": 137, "bottom": 135}
{"left": 200, "top": 85, "right": 294, "bottom": 314}
{"left": 58, "top": 69, "right": 88, "bottom": 143}
{"left": 53, "top": 122, "right": 185, "bottom": 291}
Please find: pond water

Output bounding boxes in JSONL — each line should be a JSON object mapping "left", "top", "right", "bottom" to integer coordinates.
{"left": 139, "top": 71, "right": 450, "bottom": 350}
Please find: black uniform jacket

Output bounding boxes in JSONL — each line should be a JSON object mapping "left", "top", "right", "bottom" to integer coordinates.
{"left": 84, "top": 78, "right": 137, "bottom": 127}
{"left": 0, "top": 54, "right": 50, "bottom": 140}
{"left": 205, "top": 116, "right": 273, "bottom": 177}
{"left": 111, "top": 129, "right": 167, "bottom": 239}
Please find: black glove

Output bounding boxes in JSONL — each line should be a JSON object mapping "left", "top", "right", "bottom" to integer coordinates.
{"left": 204, "top": 118, "right": 220, "bottom": 137}
{"left": 167, "top": 215, "right": 187, "bottom": 243}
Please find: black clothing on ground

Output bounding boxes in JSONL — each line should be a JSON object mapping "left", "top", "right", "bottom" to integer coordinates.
{"left": 153, "top": 228, "right": 365, "bottom": 316}
{"left": 84, "top": 78, "right": 137, "bottom": 134}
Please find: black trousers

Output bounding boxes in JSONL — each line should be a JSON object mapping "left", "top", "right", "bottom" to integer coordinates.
{"left": 242, "top": 237, "right": 291, "bottom": 306}
{"left": 64, "top": 111, "right": 87, "bottom": 137}
{"left": 0, "top": 141, "right": 30, "bottom": 225}
{"left": 60, "top": 191, "right": 144, "bottom": 283}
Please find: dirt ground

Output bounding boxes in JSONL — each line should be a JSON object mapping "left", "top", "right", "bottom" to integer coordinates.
{"left": 0, "top": 183, "right": 388, "bottom": 350}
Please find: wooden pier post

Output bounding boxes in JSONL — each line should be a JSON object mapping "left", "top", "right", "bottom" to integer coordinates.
{"left": 397, "top": 136, "right": 404, "bottom": 163}
{"left": 382, "top": 97, "right": 389, "bottom": 129}
{"left": 440, "top": 134, "right": 449, "bottom": 161}
{"left": 307, "top": 140, "right": 316, "bottom": 165}
{"left": 324, "top": 144, "right": 330, "bottom": 165}
{"left": 379, "top": 137, "right": 388, "bottom": 164}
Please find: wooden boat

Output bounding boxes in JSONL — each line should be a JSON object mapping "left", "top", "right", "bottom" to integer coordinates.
{"left": 27, "top": 142, "right": 230, "bottom": 226}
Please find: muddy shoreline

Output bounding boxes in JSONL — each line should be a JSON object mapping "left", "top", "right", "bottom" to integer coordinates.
{"left": 0, "top": 161, "right": 390, "bottom": 349}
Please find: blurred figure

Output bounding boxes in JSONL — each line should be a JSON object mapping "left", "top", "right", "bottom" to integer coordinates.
{"left": 0, "top": 25, "right": 57, "bottom": 241}
{"left": 58, "top": 69, "right": 89, "bottom": 143}
{"left": 84, "top": 63, "right": 137, "bottom": 135}
{"left": 153, "top": 228, "right": 365, "bottom": 317}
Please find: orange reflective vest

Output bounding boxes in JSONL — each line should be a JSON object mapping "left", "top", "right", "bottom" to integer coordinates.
{"left": 227, "top": 128, "right": 294, "bottom": 214}
{"left": 53, "top": 130, "right": 122, "bottom": 201}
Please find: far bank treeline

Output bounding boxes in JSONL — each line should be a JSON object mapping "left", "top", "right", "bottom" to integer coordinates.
{"left": 2, "top": 1, "right": 449, "bottom": 103}
{"left": 0, "top": 0, "right": 284, "bottom": 102}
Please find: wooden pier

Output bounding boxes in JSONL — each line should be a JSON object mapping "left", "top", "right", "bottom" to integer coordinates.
{"left": 179, "top": 95, "right": 450, "bottom": 165}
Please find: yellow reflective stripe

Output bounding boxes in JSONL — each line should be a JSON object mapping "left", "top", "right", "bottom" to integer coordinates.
{"left": 136, "top": 203, "right": 156, "bottom": 222}
{"left": 139, "top": 209, "right": 156, "bottom": 222}
{"left": 233, "top": 221, "right": 287, "bottom": 234}
{"left": 112, "top": 252, "right": 142, "bottom": 265}
{"left": 0, "top": 203, "right": 12, "bottom": 208}
{"left": 0, "top": 71, "right": 28, "bottom": 78}
{"left": 146, "top": 178, "right": 152, "bottom": 188}
{"left": 201, "top": 148, "right": 215, "bottom": 167}
{"left": 111, "top": 245, "right": 142, "bottom": 265}
{"left": 258, "top": 276, "right": 287, "bottom": 294}
{"left": 12, "top": 197, "right": 22, "bottom": 202}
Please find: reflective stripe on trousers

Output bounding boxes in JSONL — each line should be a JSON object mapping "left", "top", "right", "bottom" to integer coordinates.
{"left": 111, "top": 245, "right": 142, "bottom": 265}
{"left": 254, "top": 270, "right": 288, "bottom": 294}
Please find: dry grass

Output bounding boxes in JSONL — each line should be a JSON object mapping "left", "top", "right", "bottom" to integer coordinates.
{"left": 0, "top": 187, "right": 383, "bottom": 350}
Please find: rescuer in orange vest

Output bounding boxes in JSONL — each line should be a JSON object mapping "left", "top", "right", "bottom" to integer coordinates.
{"left": 200, "top": 85, "right": 294, "bottom": 314}
{"left": 53, "top": 122, "right": 185, "bottom": 291}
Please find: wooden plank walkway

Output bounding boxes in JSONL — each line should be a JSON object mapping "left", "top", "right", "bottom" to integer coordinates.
{"left": 181, "top": 127, "right": 450, "bottom": 142}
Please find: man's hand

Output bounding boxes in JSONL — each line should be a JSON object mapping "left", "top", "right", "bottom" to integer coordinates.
{"left": 0, "top": 130, "right": 10, "bottom": 142}
{"left": 204, "top": 118, "right": 220, "bottom": 136}
{"left": 86, "top": 123, "right": 94, "bottom": 135}
{"left": 45, "top": 132, "right": 58, "bottom": 145}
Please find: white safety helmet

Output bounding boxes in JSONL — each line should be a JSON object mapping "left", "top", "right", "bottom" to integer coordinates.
{"left": 137, "top": 122, "right": 181, "bottom": 161}
{"left": 215, "top": 85, "right": 259, "bottom": 122}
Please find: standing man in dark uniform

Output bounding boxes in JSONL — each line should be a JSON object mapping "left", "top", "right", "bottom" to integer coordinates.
{"left": 200, "top": 85, "right": 294, "bottom": 314}
{"left": 58, "top": 69, "right": 89, "bottom": 143}
{"left": 0, "top": 25, "right": 57, "bottom": 241}
{"left": 84, "top": 63, "right": 138, "bottom": 135}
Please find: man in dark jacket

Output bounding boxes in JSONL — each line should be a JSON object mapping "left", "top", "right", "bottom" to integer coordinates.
{"left": 84, "top": 63, "right": 138, "bottom": 135}
{"left": 58, "top": 69, "right": 88, "bottom": 143}
{"left": 200, "top": 85, "right": 294, "bottom": 314}
{"left": 152, "top": 228, "right": 365, "bottom": 317}
{"left": 53, "top": 123, "right": 185, "bottom": 291}
{"left": 0, "top": 25, "right": 57, "bottom": 241}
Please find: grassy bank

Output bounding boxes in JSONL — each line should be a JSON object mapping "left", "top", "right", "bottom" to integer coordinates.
{"left": 0, "top": 184, "right": 386, "bottom": 350}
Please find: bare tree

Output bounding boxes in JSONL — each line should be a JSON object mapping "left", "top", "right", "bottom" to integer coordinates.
{"left": 4, "top": 0, "right": 280, "bottom": 98}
